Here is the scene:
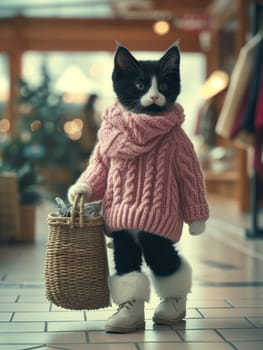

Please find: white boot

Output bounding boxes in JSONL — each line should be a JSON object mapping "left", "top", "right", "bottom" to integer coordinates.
{"left": 151, "top": 258, "right": 192, "bottom": 325}
{"left": 105, "top": 271, "right": 150, "bottom": 333}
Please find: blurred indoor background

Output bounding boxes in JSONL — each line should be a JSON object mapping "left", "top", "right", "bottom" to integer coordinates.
{"left": 0, "top": 1, "right": 262, "bottom": 241}
{"left": 1, "top": 2, "right": 263, "bottom": 350}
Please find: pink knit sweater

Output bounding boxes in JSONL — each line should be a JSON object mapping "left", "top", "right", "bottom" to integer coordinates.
{"left": 78, "top": 101, "right": 209, "bottom": 242}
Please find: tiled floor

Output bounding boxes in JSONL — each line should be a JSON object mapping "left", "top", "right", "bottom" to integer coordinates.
{"left": 0, "top": 198, "right": 263, "bottom": 350}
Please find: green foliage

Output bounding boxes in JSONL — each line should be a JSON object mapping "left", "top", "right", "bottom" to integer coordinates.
{"left": 17, "top": 163, "right": 50, "bottom": 205}
{"left": 0, "top": 64, "right": 83, "bottom": 203}
{"left": 13, "top": 65, "right": 82, "bottom": 169}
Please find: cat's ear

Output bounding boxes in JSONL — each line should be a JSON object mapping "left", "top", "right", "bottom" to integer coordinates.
{"left": 114, "top": 44, "right": 140, "bottom": 71}
{"left": 159, "top": 43, "right": 180, "bottom": 72}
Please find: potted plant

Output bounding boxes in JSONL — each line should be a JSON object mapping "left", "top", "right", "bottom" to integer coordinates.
{"left": 16, "top": 162, "right": 50, "bottom": 242}
{"left": 0, "top": 163, "right": 47, "bottom": 242}
{"left": 0, "top": 172, "right": 21, "bottom": 242}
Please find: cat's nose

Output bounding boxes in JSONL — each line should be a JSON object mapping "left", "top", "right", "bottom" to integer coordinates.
{"left": 150, "top": 95, "right": 159, "bottom": 102}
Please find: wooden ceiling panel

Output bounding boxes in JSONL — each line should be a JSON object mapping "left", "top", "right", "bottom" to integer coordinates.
{"left": 152, "top": 0, "right": 212, "bottom": 12}
{"left": 112, "top": 0, "right": 213, "bottom": 19}
{"left": 0, "top": 15, "right": 203, "bottom": 53}
{"left": 0, "top": 0, "right": 242, "bottom": 53}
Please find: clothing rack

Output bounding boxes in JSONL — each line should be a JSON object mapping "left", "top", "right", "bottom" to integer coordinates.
{"left": 246, "top": 2, "right": 263, "bottom": 238}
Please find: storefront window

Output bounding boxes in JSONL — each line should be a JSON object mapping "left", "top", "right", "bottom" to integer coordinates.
{"left": 0, "top": 53, "right": 10, "bottom": 139}
{"left": 0, "top": 53, "right": 9, "bottom": 118}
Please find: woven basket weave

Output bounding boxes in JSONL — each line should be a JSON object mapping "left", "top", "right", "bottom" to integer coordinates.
{"left": 45, "top": 194, "right": 110, "bottom": 310}
{"left": 0, "top": 172, "right": 20, "bottom": 241}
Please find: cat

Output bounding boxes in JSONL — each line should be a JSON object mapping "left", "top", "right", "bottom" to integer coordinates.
{"left": 68, "top": 43, "right": 209, "bottom": 334}
{"left": 112, "top": 43, "right": 181, "bottom": 115}
{"left": 55, "top": 197, "right": 101, "bottom": 218}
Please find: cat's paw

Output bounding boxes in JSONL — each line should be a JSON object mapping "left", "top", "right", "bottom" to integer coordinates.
{"left": 189, "top": 220, "right": 206, "bottom": 235}
{"left": 67, "top": 183, "right": 92, "bottom": 204}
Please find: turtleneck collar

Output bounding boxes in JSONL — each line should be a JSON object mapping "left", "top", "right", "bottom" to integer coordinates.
{"left": 99, "top": 101, "right": 185, "bottom": 159}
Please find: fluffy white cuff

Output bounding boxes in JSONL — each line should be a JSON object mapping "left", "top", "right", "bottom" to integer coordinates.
{"left": 108, "top": 272, "right": 150, "bottom": 305}
{"left": 151, "top": 258, "right": 192, "bottom": 298}
{"left": 67, "top": 182, "right": 92, "bottom": 204}
{"left": 189, "top": 220, "right": 206, "bottom": 235}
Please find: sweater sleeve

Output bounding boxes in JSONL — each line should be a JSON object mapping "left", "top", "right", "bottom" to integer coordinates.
{"left": 174, "top": 128, "right": 209, "bottom": 224}
{"left": 77, "top": 139, "right": 110, "bottom": 202}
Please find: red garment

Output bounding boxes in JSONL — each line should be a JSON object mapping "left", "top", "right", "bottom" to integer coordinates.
{"left": 255, "top": 70, "right": 263, "bottom": 131}
{"left": 254, "top": 132, "right": 263, "bottom": 174}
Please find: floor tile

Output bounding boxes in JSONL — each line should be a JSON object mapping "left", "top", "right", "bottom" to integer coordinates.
{"left": 144, "top": 308, "right": 201, "bottom": 319}
{"left": 226, "top": 298, "right": 263, "bottom": 307}
{"left": 199, "top": 308, "right": 263, "bottom": 318}
{"left": 62, "top": 345, "right": 138, "bottom": 350}
{"left": 138, "top": 342, "right": 234, "bottom": 350}
{"left": 0, "top": 313, "right": 12, "bottom": 321}
{"left": 191, "top": 286, "right": 263, "bottom": 299}
{"left": 178, "top": 329, "right": 225, "bottom": 341}
{"left": 185, "top": 309, "right": 203, "bottom": 318}
{"left": 218, "top": 328, "right": 263, "bottom": 341}
{"left": 51, "top": 304, "right": 82, "bottom": 312}
{"left": 0, "top": 331, "right": 87, "bottom": 344}
{"left": 1, "top": 201, "right": 263, "bottom": 350}
{"left": 232, "top": 341, "right": 263, "bottom": 350}
{"left": 88, "top": 329, "right": 181, "bottom": 343}
{"left": 0, "top": 296, "right": 17, "bottom": 302}
{"left": 145, "top": 320, "right": 172, "bottom": 330}
{"left": 0, "top": 322, "right": 45, "bottom": 332}
{"left": 247, "top": 317, "right": 263, "bottom": 327}
{"left": 13, "top": 311, "right": 85, "bottom": 321}
{"left": 172, "top": 317, "right": 255, "bottom": 329}
{"left": 29, "top": 347, "right": 63, "bottom": 350}
{"left": 47, "top": 320, "right": 104, "bottom": 332}
{"left": 85, "top": 310, "right": 115, "bottom": 321}
{"left": 0, "top": 346, "right": 39, "bottom": 350}
{"left": 186, "top": 299, "right": 230, "bottom": 308}
{"left": 146, "top": 296, "right": 228, "bottom": 310}
{"left": 47, "top": 318, "right": 173, "bottom": 333}
{"left": 17, "top": 295, "right": 48, "bottom": 303}
{"left": 0, "top": 288, "right": 45, "bottom": 296}
{"left": 0, "top": 302, "right": 50, "bottom": 312}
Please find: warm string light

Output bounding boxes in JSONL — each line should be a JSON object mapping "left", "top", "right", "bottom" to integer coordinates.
{"left": 30, "top": 120, "right": 42, "bottom": 132}
{"left": 199, "top": 70, "right": 229, "bottom": 99}
{"left": 153, "top": 20, "right": 170, "bottom": 35}
{"left": 89, "top": 64, "right": 101, "bottom": 78}
{"left": 0, "top": 118, "right": 10, "bottom": 133}
{"left": 64, "top": 118, "right": 83, "bottom": 140}
{"left": 63, "top": 92, "right": 87, "bottom": 104}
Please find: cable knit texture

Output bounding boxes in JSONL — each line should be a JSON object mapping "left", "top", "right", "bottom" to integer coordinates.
{"left": 78, "top": 101, "right": 209, "bottom": 242}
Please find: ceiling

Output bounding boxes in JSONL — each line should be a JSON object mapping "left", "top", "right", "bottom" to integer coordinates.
{"left": 0, "top": 0, "right": 213, "bottom": 19}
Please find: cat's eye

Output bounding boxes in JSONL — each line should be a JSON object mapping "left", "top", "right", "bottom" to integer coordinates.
{"left": 159, "top": 82, "right": 168, "bottom": 91}
{"left": 135, "top": 82, "right": 145, "bottom": 91}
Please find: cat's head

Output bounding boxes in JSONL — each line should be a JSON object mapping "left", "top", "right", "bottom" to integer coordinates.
{"left": 112, "top": 43, "right": 181, "bottom": 115}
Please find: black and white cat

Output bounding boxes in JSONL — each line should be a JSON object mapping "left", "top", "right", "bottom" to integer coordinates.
{"left": 68, "top": 44, "right": 208, "bottom": 334}
{"left": 112, "top": 43, "right": 180, "bottom": 115}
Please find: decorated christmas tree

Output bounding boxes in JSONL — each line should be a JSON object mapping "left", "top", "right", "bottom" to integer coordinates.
{"left": 0, "top": 65, "right": 83, "bottom": 197}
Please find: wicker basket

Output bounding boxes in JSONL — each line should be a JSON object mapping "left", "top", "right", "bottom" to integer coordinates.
{"left": 45, "top": 194, "right": 110, "bottom": 310}
{"left": 0, "top": 172, "right": 20, "bottom": 241}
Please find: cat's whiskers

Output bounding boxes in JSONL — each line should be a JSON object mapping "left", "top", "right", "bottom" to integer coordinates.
{"left": 123, "top": 100, "right": 142, "bottom": 114}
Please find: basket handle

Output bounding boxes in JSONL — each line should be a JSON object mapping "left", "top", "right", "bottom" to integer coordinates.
{"left": 69, "top": 194, "right": 85, "bottom": 228}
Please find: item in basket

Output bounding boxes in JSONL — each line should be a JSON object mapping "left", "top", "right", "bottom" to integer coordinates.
{"left": 46, "top": 194, "right": 109, "bottom": 310}
{"left": 84, "top": 201, "right": 102, "bottom": 217}
{"left": 55, "top": 197, "right": 101, "bottom": 218}
{"left": 55, "top": 197, "right": 71, "bottom": 217}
